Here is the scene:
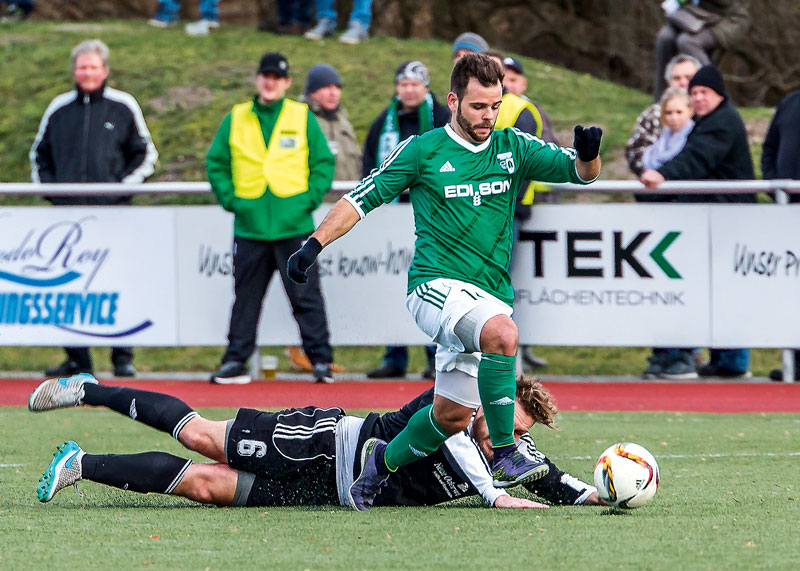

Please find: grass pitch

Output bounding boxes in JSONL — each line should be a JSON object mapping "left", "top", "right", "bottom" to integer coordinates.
{"left": 1, "top": 407, "right": 797, "bottom": 569}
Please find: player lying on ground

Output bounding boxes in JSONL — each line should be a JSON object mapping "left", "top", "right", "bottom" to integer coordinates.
{"left": 286, "top": 52, "right": 602, "bottom": 510}
{"left": 31, "top": 373, "right": 602, "bottom": 508}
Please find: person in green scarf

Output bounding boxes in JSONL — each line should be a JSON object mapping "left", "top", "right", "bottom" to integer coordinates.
{"left": 361, "top": 60, "right": 451, "bottom": 381}
{"left": 361, "top": 60, "right": 451, "bottom": 177}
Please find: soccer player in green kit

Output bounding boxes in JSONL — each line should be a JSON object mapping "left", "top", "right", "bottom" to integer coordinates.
{"left": 287, "top": 53, "right": 602, "bottom": 511}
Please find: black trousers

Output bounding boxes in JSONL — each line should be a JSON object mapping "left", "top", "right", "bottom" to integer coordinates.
{"left": 64, "top": 346, "right": 134, "bottom": 370}
{"left": 222, "top": 235, "right": 332, "bottom": 365}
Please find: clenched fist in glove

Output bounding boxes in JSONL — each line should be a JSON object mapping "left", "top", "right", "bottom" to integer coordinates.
{"left": 287, "top": 237, "right": 323, "bottom": 284}
{"left": 573, "top": 125, "right": 603, "bottom": 162}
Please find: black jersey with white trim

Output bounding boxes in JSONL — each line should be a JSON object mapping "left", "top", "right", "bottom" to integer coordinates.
{"left": 368, "top": 388, "right": 595, "bottom": 507}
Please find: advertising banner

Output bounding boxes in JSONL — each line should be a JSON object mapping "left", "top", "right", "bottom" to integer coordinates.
{"left": 512, "top": 205, "right": 711, "bottom": 345}
{"left": 0, "top": 207, "right": 177, "bottom": 345}
{"left": 174, "top": 205, "right": 427, "bottom": 346}
{"left": 710, "top": 205, "right": 800, "bottom": 347}
{"left": 4, "top": 203, "right": 796, "bottom": 348}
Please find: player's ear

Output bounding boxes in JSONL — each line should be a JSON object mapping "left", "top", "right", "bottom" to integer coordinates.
{"left": 447, "top": 91, "right": 458, "bottom": 109}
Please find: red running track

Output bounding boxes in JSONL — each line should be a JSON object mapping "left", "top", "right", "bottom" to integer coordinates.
{"left": 3, "top": 378, "right": 800, "bottom": 413}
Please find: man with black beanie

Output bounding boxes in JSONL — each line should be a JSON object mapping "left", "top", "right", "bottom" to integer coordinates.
{"left": 640, "top": 64, "right": 754, "bottom": 380}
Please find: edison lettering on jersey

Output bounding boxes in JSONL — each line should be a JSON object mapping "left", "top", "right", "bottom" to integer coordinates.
{"left": 443, "top": 179, "right": 511, "bottom": 199}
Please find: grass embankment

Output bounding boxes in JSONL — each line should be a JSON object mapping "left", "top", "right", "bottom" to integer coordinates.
{"left": 0, "top": 21, "right": 781, "bottom": 376}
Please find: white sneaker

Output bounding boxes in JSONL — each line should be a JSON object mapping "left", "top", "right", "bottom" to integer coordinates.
{"left": 185, "top": 20, "right": 210, "bottom": 36}
{"left": 339, "top": 21, "right": 368, "bottom": 44}
{"left": 148, "top": 18, "right": 175, "bottom": 28}
{"left": 304, "top": 18, "right": 336, "bottom": 40}
{"left": 29, "top": 373, "right": 98, "bottom": 412}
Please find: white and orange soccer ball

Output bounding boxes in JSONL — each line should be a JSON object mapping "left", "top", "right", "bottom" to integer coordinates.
{"left": 593, "top": 443, "right": 660, "bottom": 509}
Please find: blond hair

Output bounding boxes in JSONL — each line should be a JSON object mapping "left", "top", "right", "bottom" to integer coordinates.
{"left": 659, "top": 86, "right": 692, "bottom": 123}
{"left": 515, "top": 375, "right": 558, "bottom": 429}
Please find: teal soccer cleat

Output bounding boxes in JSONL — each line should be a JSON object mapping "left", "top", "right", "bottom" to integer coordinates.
{"left": 38, "top": 441, "right": 85, "bottom": 502}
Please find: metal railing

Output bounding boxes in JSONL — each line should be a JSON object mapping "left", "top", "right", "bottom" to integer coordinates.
{"left": 3, "top": 179, "right": 800, "bottom": 197}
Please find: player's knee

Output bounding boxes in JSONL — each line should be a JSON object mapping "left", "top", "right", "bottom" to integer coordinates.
{"left": 479, "top": 316, "right": 518, "bottom": 356}
{"left": 433, "top": 402, "right": 472, "bottom": 435}
{"left": 177, "top": 418, "right": 215, "bottom": 454}
{"left": 178, "top": 465, "right": 231, "bottom": 506}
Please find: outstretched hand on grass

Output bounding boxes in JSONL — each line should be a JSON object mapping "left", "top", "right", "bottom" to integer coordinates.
{"left": 287, "top": 237, "right": 323, "bottom": 284}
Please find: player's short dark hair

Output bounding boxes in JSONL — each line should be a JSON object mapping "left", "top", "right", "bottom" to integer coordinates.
{"left": 450, "top": 52, "right": 504, "bottom": 101}
{"left": 516, "top": 375, "right": 559, "bottom": 429}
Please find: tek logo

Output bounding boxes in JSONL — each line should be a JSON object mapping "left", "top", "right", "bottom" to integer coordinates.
{"left": 439, "top": 161, "right": 455, "bottom": 173}
{"left": 520, "top": 230, "right": 682, "bottom": 279}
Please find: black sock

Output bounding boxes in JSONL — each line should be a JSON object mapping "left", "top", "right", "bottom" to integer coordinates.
{"left": 82, "top": 452, "right": 192, "bottom": 495}
{"left": 82, "top": 385, "right": 197, "bottom": 439}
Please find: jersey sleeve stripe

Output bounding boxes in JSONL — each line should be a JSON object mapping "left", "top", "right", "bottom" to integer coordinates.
{"left": 345, "top": 136, "right": 414, "bottom": 214}
{"left": 343, "top": 194, "right": 366, "bottom": 219}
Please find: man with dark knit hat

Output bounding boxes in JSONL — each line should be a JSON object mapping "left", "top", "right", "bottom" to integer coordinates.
{"left": 301, "top": 63, "right": 361, "bottom": 181}
{"left": 640, "top": 63, "right": 754, "bottom": 380}
{"left": 362, "top": 60, "right": 450, "bottom": 380}
{"left": 283, "top": 63, "right": 361, "bottom": 374}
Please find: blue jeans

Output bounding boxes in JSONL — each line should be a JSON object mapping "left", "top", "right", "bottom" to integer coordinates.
{"left": 384, "top": 345, "right": 435, "bottom": 371}
{"left": 316, "top": 0, "right": 372, "bottom": 27}
{"left": 155, "top": 0, "right": 219, "bottom": 22}
{"left": 710, "top": 349, "right": 750, "bottom": 373}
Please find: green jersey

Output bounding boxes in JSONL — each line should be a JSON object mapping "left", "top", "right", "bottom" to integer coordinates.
{"left": 344, "top": 124, "right": 594, "bottom": 305}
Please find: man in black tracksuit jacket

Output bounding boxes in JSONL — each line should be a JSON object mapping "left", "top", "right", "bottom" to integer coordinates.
{"left": 30, "top": 39, "right": 158, "bottom": 378}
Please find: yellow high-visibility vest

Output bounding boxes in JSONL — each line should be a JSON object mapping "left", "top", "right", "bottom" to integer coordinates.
{"left": 495, "top": 92, "right": 543, "bottom": 137}
{"left": 495, "top": 93, "right": 548, "bottom": 204}
{"left": 230, "top": 99, "right": 310, "bottom": 199}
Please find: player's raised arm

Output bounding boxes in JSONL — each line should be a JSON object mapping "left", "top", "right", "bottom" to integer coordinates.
{"left": 573, "top": 125, "right": 602, "bottom": 181}
{"left": 286, "top": 198, "right": 360, "bottom": 284}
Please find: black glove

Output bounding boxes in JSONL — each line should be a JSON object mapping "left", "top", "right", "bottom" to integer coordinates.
{"left": 573, "top": 125, "right": 603, "bottom": 162}
{"left": 287, "top": 237, "right": 323, "bottom": 284}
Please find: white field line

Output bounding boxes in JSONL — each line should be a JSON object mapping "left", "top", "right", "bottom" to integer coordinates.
{"left": 562, "top": 451, "right": 800, "bottom": 461}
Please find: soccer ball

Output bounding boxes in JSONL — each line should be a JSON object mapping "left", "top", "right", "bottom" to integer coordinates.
{"left": 593, "top": 442, "right": 660, "bottom": 509}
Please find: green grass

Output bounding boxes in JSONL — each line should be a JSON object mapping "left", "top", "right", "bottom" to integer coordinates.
{"left": 1, "top": 407, "right": 797, "bottom": 569}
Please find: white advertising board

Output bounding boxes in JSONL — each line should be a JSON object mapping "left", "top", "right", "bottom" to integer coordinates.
{"left": 710, "top": 205, "right": 800, "bottom": 347}
{"left": 511, "top": 205, "right": 711, "bottom": 345}
{"left": 0, "top": 207, "right": 178, "bottom": 345}
{"left": 4, "top": 203, "right": 797, "bottom": 348}
{"left": 174, "top": 205, "right": 427, "bottom": 346}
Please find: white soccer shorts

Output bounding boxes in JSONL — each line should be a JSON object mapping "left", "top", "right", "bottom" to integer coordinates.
{"left": 405, "top": 278, "right": 513, "bottom": 407}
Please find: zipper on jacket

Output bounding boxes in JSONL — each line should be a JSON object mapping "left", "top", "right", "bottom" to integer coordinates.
{"left": 81, "top": 94, "right": 91, "bottom": 182}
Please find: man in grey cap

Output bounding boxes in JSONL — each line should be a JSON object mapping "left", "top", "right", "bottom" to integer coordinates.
{"left": 452, "top": 32, "right": 489, "bottom": 63}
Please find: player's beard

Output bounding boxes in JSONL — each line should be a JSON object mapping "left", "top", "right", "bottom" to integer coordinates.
{"left": 456, "top": 101, "right": 494, "bottom": 143}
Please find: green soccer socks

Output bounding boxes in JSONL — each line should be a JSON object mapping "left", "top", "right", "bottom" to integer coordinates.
{"left": 478, "top": 353, "right": 517, "bottom": 448}
{"left": 382, "top": 404, "right": 448, "bottom": 472}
